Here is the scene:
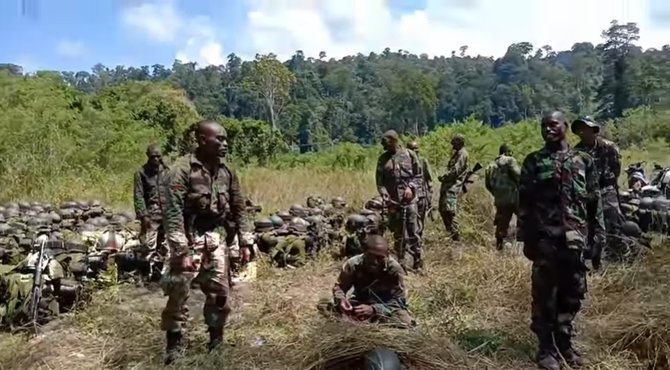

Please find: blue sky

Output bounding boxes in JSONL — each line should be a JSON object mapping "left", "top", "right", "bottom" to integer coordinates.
{"left": 1, "top": 0, "right": 668, "bottom": 72}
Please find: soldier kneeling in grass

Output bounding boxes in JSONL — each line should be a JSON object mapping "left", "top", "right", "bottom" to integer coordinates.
{"left": 320, "top": 234, "right": 415, "bottom": 328}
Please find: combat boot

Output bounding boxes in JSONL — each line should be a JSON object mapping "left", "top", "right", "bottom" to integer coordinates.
{"left": 208, "top": 326, "right": 224, "bottom": 352}
{"left": 164, "top": 330, "right": 184, "bottom": 365}
{"left": 556, "top": 333, "right": 584, "bottom": 367}
{"left": 412, "top": 256, "right": 424, "bottom": 272}
{"left": 536, "top": 334, "right": 560, "bottom": 370}
{"left": 495, "top": 237, "right": 503, "bottom": 251}
{"left": 451, "top": 232, "right": 460, "bottom": 242}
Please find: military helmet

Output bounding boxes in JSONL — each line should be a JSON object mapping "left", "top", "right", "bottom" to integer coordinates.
{"left": 32, "top": 205, "right": 45, "bottom": 214}
{"left": 288, "top": 217, "right": 309, "bottom": 233}
{"left": 653, "top": 198, "right": 670, "bottom": 212}
{"left": 0, "top": 223, "right": 11, "bottom": 236}
{"left": 628, "top": 198, "right": 641, "bottom": 206}
{"left": 619, "top": 191, "right": 631, "bottom": 202}
{"left": 110, "top": 214, "right": 127, "bottom": 225}
{"left": 346, "top": 214, "right": 369, "bottom": 231}
{"left": 58, "top": 208, "right": 75, "bottom": 219}
{"left": 0, "top": 214, "right": 4, "bottom": 223}
{"left": 96, "top": 217, "right": 110, "bottom": 228}
{"left": 621, "top": 221, "right": 643, "bottom": 237}
{"left": 254, "top": 218, "right": 275, "bottom": 232}
{"left": 42, "top": 203, "right": 53, "bottom": 211}
{"left": 61, "top": 201, "right": 78, "bottom": 209}
{"left": 304, "top": 215, "right": 323, "bottom": 225}
{"left": 289, "top": 204, "right": 307, "bottom": 217}
{"left": 269, "top": 215, "right": 284, "bottom": 228}
{"left": 4, "top": 202, "right": 18, "bottom": 210}
{"left": 80, "top": 223, "right": 96, "bottom": 232}
{"left": 362, "top": 348, "right": 402, "bottom": 370}
{"left": 364, "top": 197, "right": 384, "bottom": 212}
{"left": 306, "top": 196, "right": 319, "bottom": 208}
{"left": 360, "top": 209, "right": 375, "bottom": 217}
{"left": 0, "top": 206, "right": 5, "bottom": 214}
{"left": 331, "top": 197, "right": 347, "bottom": 209}
{"left": 27, "top": 217, "right": 48, "bottom": 227}
{"left": 4, "top": 208, "right": 19, "bottom": 219}
{"left": 89, "top": 199, "right": 102, "bottom": 207}
{"left": 277, "top": 211, "right": 293, "bottom": 223}
{"left": 620, "top": 203, "right": 635, "bottom": 215}
{"left": 639, "top": 197, "right": 654, "bottom": 210}
{"left": 24, "top": 209, "right": 38, "bottom": 218}
{"left": 641, "top": 186, "right": 662, "bottom": 198}
{"left": 37, "top": 212, "right": 51, "bottom": 221}
{"left": 18, "top": 201, "right": 31, "bottom": 210}
{"left": 48, "top": 211, "right": 61, "bottom": 223}
{"left": 309, "top": 207, "right": 323, "bottom": 216}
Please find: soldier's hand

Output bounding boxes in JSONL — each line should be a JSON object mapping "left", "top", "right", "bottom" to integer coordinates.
{"left": 353, "top": 304, "right": 374, "bottom": 317}
{"left": 402, "top": 187, "right": 413, "bottom": 201}
{"left": 240, "top": 246, "right": 251, "bottom": 263}
{"left": 171, "top": 255, "right": 195, "bottom": 272}
{"left": 339, "top": 299, "right": 353, "bottom": 312}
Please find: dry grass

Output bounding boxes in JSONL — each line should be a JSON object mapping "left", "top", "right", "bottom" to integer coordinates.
{"left": 0, "top": 166, "right": 669, "bottom": 370}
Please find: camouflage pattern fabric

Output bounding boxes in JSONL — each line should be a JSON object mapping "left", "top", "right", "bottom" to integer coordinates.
{"left": 485, "top": 154, "right": 521, "bottom": 243}
{"left": 493, "top": 205, "right": 518, "bottom": 241}
{"left": 518, "top": 146, "right": 604, "bottom": 348}
{"left": 375, "top": 148, "right": 423, "bottom": 262}
{"left": 331, "top": 254, "right": 412, "bottom": 327}
{"left": 575, "top": 138, "right": 627, "bottom": 261}
{"left": 160, "top": 231, "right": 230, "bottom": 332}
{"left": 438, "top": 147, "right": 469, "bottom": 237}
{"left": 162, "top": 153, "right": 246, "bottom": 332}
{"left": 415, "top": 155, "right": 433, "bottom": 236}
{"left": 270, "top": 235, "right": 306, "bottom": 267}
{"left": 133, "top": 164, "right": 167, "bottom": 222}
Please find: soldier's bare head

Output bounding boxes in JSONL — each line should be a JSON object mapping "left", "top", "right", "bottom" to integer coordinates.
{"left": 407, "top": 140, "right": 419, "bottom": 152}
{"left": 381, "top": 130, "right": 399, "bottom": 152}
{"left": 499, "top": 144, "right": 511, "bottom": 155}
{"left": 540, "top": 111, "right": 567, "bottom": 143}
{"left": 364, "top": 234, "right": 389, "bottom": 259}
{"left": 195, "top": 120, "right": 228, "bottom": 159}
{"left": 146, "top": 144, "right": 162, "bottom": 167}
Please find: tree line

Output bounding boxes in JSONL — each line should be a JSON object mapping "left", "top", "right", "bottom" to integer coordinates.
{"left": 2, "top": 20, "right": 669, "bottom": 152}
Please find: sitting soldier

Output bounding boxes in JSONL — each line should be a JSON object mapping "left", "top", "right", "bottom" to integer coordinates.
{"left": 328, "top": 234, "right": 414, "bottom": 328}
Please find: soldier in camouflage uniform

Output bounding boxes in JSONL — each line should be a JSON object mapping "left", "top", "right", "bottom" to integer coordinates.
{"left": 331, "top": 235, "right": 414, "bottom": 328}
{"left": 572, "top": 117, "right": 626, "bottom": 266}
{"left": 134, "top": 145, "right": 168, "bottom": 259}
{"left": 160, "top": 120, "right": 249, "bottom": 364}
{"left": 406, "top": 141, "right": 433, "bottom": 237}
{"left": 375, "top": 130, "right": 423, "bottom": 270}
{"left": 438, "top": 134, "right": 469, "bottom": 241}
{"left": 518, "top": 112, "right": 605, "bottom": 370}
{"left": 484, "top": 144, "right": 521, "bottom": 250}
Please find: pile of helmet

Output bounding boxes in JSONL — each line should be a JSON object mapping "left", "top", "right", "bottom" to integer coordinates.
{"left": 341, "top": 196, "right": 386, "bottom": 258}
{"left": 251, "top": 196, "right": 349, "bottom": 268}
{"left": 0, "top": 200, "right": 140, "bottom": 328}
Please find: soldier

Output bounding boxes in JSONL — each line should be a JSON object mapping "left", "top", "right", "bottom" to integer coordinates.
{"left": 484, "top": 144, "right": 521, "bottom": 250}
{"left": 518, "top": 111, "right": 605, "bottom": 370}
{"left": 406, "top": 140, "right": 433, "bottom": 237}
{"left": 572, "top": 117, "right": 626, "bottom": 266}
{"left": 438, "top": 134, "right": 469, "bottom": 241}
{"left": 375, "top": 130, "right": 423, "bottom": 270}
{"left": 134, "top": 144, "right": 168, "bottom": 270}
{"left": 331, "top": 234, "right": 414, "bottom": 328}
{"left": 160, "top": 120, "right": 249, "bottom": 364}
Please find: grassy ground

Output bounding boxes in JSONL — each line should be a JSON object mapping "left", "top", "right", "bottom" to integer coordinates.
{"left": 1, "top": 160, "right": 669, "bottom": 370}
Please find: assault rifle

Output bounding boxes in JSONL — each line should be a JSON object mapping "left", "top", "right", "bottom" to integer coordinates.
{"left": 29, "top": 238, "right": 47, "bottom": 332}
{"left": 461, "top": 162, "right": 483, "bottom": 194}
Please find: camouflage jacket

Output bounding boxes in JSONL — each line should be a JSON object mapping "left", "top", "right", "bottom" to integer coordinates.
{"left": 575, "top": 137, "right": 621, "bottom": 191}
{"left": 518, "top": 146, "right": 605, "bottom": 250}
{"left": 133, "top": 164, "right": 167, "bottom": 220}
{"left": 332, "top": 254, "right": 406, "bottom": 316}
{"left": 415, "top": 154, "right": 433, "bottom": 199}
{"left": 163, "top": 153, "right": 246, "bottom": 257}
{"left": 485, "top": 154, "right": 521, "bottom": 207}
{"left": 375, "top": 148, "right": 422, "bottom": 203}
{"left": 440, "top": 148, "right": 469, "bottom": 194}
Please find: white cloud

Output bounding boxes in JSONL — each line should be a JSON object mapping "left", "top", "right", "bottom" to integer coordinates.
{"left": 56, "top": 40, "right": 86, "bottom": 58}
{"left": 121, "top": 0, "right": 226, "bottom": 66}
{"left": 240, "top": 0, "right": 670, "bottom": 60}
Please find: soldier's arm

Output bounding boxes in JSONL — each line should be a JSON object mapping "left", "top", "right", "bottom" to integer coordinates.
{"left": 445, "top": 150, "right": 468, "bottom": 179}
{"left": 510, "top": 157, "right": 522, "bottom": 183}
{"left": 408, "top": 150, "right": 423, "bottom": 192}
{"left": 227, "top": 167, "right": 248, "bottom": 236}
{"left": 133, "top": 171, "right": 147, "bottom": 220}
{"left": 611, "top": 143, "right": 622, "bottom": 181}
{"left": 332, "top": 261, "right": 354, "bottom": 304}
{"left": 517, "top": 154, "right": 535, "bottom": 237}
{"left": 375, "top": 155, "right": 390, "bottom": 198}
{"left": 484, "top": 164, "right": 494, "bottom": 193}
{"left": 585, "top": 156, "right": 606, "bottom": 245}
{"left": 164, "top": 163, "right": 190, "bottom": 257}
{"left": 423, "top": 159, "right": 433, "bottom": 187}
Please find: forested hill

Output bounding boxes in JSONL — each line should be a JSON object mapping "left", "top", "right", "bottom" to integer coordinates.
{"left": 2, "top": 20, "right": 669, "bottom": 150}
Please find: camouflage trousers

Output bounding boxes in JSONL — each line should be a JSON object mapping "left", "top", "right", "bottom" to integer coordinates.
{"left": 438, "top": 190, "right": 460, "bottom": 238}
{"left": 160, "top": 231, "right": 231, "bottom": 332}
{"left": 140, "top": 219, "right": 165, "bottom": 251}
{"left": 494, "top": 204, "right": 518, "bottom": 241}
{"left": 530, "top": 242, "right": 587, "bottom": 344}
{"left": 416, "top": 196, "right": 429, "bottom": 237}
{"left": 600, "top": 189, "right": 628, "bottom": 261}
{"left": 317, "top": 298, "right": 414, "bottom": 328}
{"left": 387, "top": 203, "right": 422, "bottom": 262}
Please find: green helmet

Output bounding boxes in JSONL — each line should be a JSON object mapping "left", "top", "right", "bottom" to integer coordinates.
{"left": 270, "top": 215, "right": 284, "bottom": 228}
{"left": 639, "top": 197, "right": 654, "bottom": 210}
{"left": 289, "top": 204, "right": 307, "bottom": 217}
{"left": 331, "top": 197, "right": 347, "bottom": 209}
{"left": 621, "top": 221, "right": 642, "bottom": 237}
{"left": 0, "top": 224, "right": 11, "bottom": 236}
{"left": 346, "top": 214, "right": 369, "bottom": 232}
{"left": 61, "top": 201, "right": 78, "bottom": 209}
{"left": 360, "top": 209, "right": 375, "bottom": 217}
{"left": 277, "top": 211, "right": 293, "bottom": 223}
{"left": 289, "top": 217, "right": 309, "bottom": 233}
{"left": 364, "top": 197, "right": 384, "bottom": 212}
{"left": 362, "top": 348, "right": 402, "bottom": 370}
{"left": 254, "top": 218, "right": 274, "bottom": 232}
{"left": 652, "top": 198, "right": 670, "bottom": 212}
{"left": 18, "top": 201, "right": 30, "bottom": 210}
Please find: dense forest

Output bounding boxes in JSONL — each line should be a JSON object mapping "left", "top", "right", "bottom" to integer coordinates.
{"left": 2, "top": 20, "right": 670, "bottom": 153}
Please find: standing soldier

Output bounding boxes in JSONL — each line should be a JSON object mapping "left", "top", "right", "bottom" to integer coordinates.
{"left": 484, "top": 144, "right": 521, "bottom": 250}
{"left": 438, "top": 134, "right": 468, "bottom": 241}
{"left": 134, "top": 144, "right": 168, "bottom": 272}
{"left": 572, "top": 117, "right": 625, "bottom": 267}
{"left": 406, "top": 140, "right": 433, "bottom": 237}
{"left": 518, "top": 112, "right": 605, "bottom": 370}
{"left": 375, "top": 130, "right": 423, "bottom": 270}
{"left": 161, "top": 120, "right": 249, "bottom": 364}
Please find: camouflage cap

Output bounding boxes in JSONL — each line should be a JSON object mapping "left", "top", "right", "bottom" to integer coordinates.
{"left": 382, "top": 130, "right": 399, "bottom": 140}
{"left": 571, "top": 116, "right": 600, "bottom": 134}
{"left": 451, "top": 134, "right": 465, "bottom": 144}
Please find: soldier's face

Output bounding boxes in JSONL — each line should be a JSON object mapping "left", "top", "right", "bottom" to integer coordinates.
{"left": 575, "top": 125, "right": 597, "bottom": 141}
{"left": 147, "top": 151, "right": 161, "bottom": 167}
{"left": 364, "top": 247, "right": 388, "bottom": 271}
{"left": 381, "top": 137, "right": 391, "bottom": 150}
{"left": 541, "top": 118, "right": 566, "bottom": 142}
{"left": 200, "top": 126, "right": 228, "bottom": 158}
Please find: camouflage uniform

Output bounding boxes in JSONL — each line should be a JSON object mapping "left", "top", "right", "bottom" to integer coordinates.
{"left": 439, "top": 146, "right": 469, "bottom": 239}
{"left": 415, "top": 154, "right": 433, "bottom": 237}
{"left": 332, "top": 254, "right": 413, "bottom": 327}
{"left": 375, "top": 148, "right": 423, "bottom": 266}
{"left": 134, "top": 163, "right": 167, "bottom": 252}
{"left": 518, "top": 147, "right": 605, "bottom": 365}
{"left": 574, "top": 137, "right": 626, "bottom": 261}
{"left": 160, "top": 153, "right": 246, "bottom": 335}
{"left": 485, "top": 154, "right": 521, "bottom": 248}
